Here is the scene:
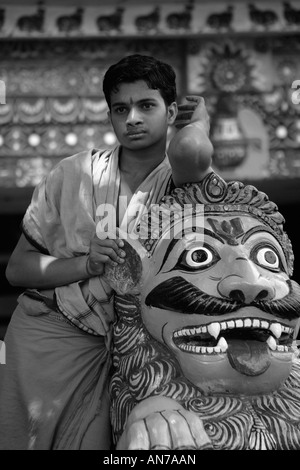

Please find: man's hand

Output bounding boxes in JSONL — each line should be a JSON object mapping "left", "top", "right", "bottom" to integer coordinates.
{"left": 169, "top": 95, "right": 213, "bottom": 186}
{"left": 86, "top": 234, "right": 126, "bottom": 276}
{"left": 175, "top": 95, "right": 210, "bottom": 134}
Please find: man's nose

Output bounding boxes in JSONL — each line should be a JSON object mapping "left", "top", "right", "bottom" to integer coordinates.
{"left": 217, "top": 260, "right": 276, "bottom": 304}
{"left": 126, "top": 107, "right": 143, "bottom": 125}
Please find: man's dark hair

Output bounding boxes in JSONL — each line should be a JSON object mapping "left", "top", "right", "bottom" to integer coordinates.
{"left": 103, "top": 54, "right": 177, "bottom": 109}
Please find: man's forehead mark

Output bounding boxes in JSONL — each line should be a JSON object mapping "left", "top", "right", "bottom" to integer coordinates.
{"left": 207, "top": 217, "right": 245, "bottom": 246}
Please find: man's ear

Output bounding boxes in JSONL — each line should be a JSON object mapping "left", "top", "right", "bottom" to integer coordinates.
{"left": 103, "top": 235, "right": 150, "bottom": 295}
{"left": 167, "top": 102, "right": 178, "bottom": 126}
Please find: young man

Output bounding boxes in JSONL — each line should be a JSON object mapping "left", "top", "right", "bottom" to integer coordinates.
{"left": 0, "top": 54, "right": 213, "bottom": 449}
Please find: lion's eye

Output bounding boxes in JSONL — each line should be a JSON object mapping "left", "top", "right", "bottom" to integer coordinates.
{"left": 186, "top": 247, "right": 213, "bottom": 266}
{"left": 175, "top": 246, "right": 220, "bottom": 271}
{"left": 255, "top": 247, "right": 279, "bottom": 270}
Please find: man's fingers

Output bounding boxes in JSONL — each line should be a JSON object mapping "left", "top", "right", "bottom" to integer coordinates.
{"left": 90, "top": 256, "right": 117, "bottom": 268}
{"left": 93, "top": 237, "right": 121, "bottom": 250}
{"left": 175, "top": 96, "right": 209, "bottom": 127}
{"left": 185, "top": 95, "right": 205, "bottom": 103}
{"left": 176, "top": 109, "right": 194, "bottom": 121}
{"left": 95, "top": 231, "right": 124, "bottom": 247}
{"left": 92, "top": 248, "right": 125, "bottom": 264}
{"left": 177, "top": 104, "right": 198, "bottom": 112}
{"left": 92, "top": 238, "right": 126, "bottom": 257}
{"left": 175, "top": 120, "right": 193, "bottom": 129}
{"left": 177, "top": 96, "right": 205, "bottom": 116}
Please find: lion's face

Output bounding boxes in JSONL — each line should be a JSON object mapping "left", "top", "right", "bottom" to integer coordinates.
{"left": 106, "top": 174, "right": 300, "bottom": 447}
{"left": 137, "top": 212, "right": 300, "bottom": 395}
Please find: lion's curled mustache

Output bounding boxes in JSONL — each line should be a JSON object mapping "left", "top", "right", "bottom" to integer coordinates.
{"left": 146, "top": 277, "right": 300, "bottom": 320}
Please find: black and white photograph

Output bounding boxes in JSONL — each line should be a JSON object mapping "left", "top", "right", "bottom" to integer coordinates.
{"left": 0, "top": 0, "right": 300, "bottom": 455}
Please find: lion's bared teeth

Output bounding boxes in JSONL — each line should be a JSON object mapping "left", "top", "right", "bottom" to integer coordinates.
{"left": 207, "top": 322, "right": 221, "bottom": 339}
{"left": 267, "top": 336, "right": 277, "bottom": 351}
{"left": 217, "top": 337, "right": 228, "bottom": 352}
{"left": 269, "top": 323, "right": 282, "bottom": 339}
{"left": 173, "top": 318, "right": 293, "bottom": 355}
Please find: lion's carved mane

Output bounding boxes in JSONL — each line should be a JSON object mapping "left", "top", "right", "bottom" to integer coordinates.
{"left": 110, "top": 294, "right": 300, "bottom": 450}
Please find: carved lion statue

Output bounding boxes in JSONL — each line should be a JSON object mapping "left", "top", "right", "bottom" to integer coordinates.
{"left": 104, "top": 172, "right": 300, "bottom": 450}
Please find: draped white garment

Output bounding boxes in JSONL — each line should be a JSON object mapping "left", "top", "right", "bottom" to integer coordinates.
{"left": 22, "top": 146, "right": 172, "bottom": 338}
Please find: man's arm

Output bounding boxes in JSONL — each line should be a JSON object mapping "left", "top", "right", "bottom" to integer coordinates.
{"left": 168, "top": 96, "right": 214, "bottom": 187}
{"left": 5, "top": 234, "right": 90, "bottom": 289}
{"left": 6, "top": 233, "right": 126, "bottom": 289}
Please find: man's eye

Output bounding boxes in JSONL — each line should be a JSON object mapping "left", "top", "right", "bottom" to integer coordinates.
{"left": 142, "top": 103, "right": 154, "bottom": 110}
{"left": 115, "top": 107, "right": 126, "bottom": 114}
{"left": 175, "top": 246, "right": 219, "bottom": 271}
{"left": 254, "top": 247, "right": 280, "bottom": 270}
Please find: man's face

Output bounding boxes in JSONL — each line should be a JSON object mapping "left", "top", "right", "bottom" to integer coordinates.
{"left": 108, "top": 80, "right": 176, "bottom": 151}
{"left": 139, "top": 212, "right": 300, "bottom": 395}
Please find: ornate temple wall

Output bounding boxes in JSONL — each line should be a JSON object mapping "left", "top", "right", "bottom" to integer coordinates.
{"left": 0, "top": 0, "right": 300, "bottom": 335}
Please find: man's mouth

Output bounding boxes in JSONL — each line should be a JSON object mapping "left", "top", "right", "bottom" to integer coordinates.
{"left": 126, "top": 130, "right": 146, "bottom": 137}
{"left": 173, "top": 317, "right": 294, "bottom": 354}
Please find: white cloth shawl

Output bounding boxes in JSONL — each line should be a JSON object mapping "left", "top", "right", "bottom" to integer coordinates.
{"left": 22, "top": 146, "right": 172, "bottom": 339}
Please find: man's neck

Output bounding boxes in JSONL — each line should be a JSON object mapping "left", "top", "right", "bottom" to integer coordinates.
{"left": 118, "top": 145, "right": 166, "bottom": 193}
{"left": 119, "top": 145, "right": 166, "bottom": 176}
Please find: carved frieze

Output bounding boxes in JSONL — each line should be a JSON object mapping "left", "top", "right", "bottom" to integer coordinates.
{"left": 0, "top": 2, "right": 300, "bottom": 187}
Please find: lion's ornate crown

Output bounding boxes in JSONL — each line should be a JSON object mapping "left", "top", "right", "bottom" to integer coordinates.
{"left": 136, "top": 172, "right": 294, "bottom": 275}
